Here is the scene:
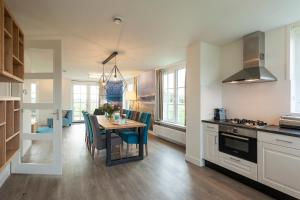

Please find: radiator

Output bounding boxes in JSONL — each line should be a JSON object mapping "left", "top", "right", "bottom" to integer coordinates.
{"left": 152, "top": 124, "right": 186, "bottom": 146}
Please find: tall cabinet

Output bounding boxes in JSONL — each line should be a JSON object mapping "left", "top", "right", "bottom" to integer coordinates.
{"left": 0, "top": 0, "right": 24, "bottom": 171}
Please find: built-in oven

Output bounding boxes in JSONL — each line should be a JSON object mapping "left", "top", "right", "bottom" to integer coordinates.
{"left": 219, "top": 125, "right": 257, "bottom": 163}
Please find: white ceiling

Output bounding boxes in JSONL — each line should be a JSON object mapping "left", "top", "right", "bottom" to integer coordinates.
{"left": 6, "top": 0, "right": 300, "bottom": 80}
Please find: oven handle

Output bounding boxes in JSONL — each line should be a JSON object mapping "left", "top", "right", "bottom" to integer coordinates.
{"left": 221, "top": 133, "right": 249, "bottom": 141}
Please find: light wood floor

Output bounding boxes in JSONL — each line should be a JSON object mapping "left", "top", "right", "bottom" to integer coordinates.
{"left": 0, "top": 124, "right": 273, "bottom": 200}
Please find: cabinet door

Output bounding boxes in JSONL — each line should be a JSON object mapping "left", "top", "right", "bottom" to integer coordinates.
{"left": 258, "top": 142, "right": 300, "bottom": 199}
{"left": 204, "top": 130, "right": 218, "bottom": 164}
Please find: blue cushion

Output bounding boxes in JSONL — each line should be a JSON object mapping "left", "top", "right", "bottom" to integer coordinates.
{"left": 120, "top": 112, "right": 151, "bottom": 145}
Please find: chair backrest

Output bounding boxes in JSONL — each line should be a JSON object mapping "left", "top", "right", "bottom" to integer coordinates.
{"left": 89, "top": 115, "right": 106, "bottom": 149}
{"left": 130, "top": 111, "right": 137, "bottom": 120}
{"left": 82, "top": 111, "right": 93, "bottom": 144}
{"left": 133, "top": 111, "right": 140, "bottom": 121}
{"left": 126, "top": 110, "right": 132, "bottom": 119}
{"left": 139, "top": 112, "right": 151, "bottom": 144}
{"left": 122, "top": 109, "right": 127, "bottom": 115}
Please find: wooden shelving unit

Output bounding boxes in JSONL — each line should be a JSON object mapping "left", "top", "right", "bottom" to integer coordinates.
{"left": 0, "top": 1, "right": 24, "bottom": 83}
{"left": 0, "top": 97, "right": 20, "bottom": 171}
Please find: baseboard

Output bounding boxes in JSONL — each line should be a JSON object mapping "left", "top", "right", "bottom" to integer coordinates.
{"left": 185, "top": 154, "right": 203, "bottom": 167}
{"left": 0, "top": 164, "right": 10, "bottom": 188}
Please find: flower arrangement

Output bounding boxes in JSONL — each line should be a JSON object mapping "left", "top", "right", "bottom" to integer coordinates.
{"left": 102, "top": 103, "right": 120, "bottom": 118}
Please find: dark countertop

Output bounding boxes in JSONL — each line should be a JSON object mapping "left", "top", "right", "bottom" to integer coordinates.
{"left": 202, "top": 119, "right": 300, "bottom": 138}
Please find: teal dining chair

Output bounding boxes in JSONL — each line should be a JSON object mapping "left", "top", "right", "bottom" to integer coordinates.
{"left": 126, "top": 110, "right": 133, "bottom": 119}
{"left": 82, "top": 111, "right": 92, "bottom": 151}
{"left": 120, "top": 112, "right": 151, "bottom": 157}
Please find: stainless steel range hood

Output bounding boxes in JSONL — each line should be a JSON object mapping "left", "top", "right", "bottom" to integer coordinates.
{"left": 222, "top": 31, "right": 277, "bottom": 84}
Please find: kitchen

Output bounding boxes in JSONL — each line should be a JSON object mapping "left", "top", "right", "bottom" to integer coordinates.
{"left": 200, "top": 27, "right": 300, "bottom": 199}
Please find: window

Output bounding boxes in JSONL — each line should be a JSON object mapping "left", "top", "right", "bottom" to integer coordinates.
{"left": 73, "top": 83, "right": 99, "bottom": 121}
{"left": 291, "top": 26, "right": 300, "bottom": 113}
{"left": 89, "top": 85, "right": 99, "bottom": 115}
{"left": 31, "top": 83, "right": 37, "bottom": 103}
{"left": 163, "top": 67, "right": 186, "bottom": 125}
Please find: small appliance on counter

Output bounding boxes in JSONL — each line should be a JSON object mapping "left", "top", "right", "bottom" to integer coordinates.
{"left": 214, "top": 108, "right": 226, "bottom": 120}
{"left": 279, "top": 115, "right": 300, "bottom": 130}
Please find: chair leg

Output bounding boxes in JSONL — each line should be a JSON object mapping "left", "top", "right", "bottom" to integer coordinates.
{"left": 91, "top": 145, "right": 95, "bottom": 159}
{"left": 126, "top": 143, "right": 129, "bottom": 158}
{"left": 145, "top": 144, "right": 148, "bottom": 156}
{"left": 119, "top": 144, "right": 122, "bottom": 159}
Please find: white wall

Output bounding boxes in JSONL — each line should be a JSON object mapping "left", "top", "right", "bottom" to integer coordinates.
{"left": 185, "top": 41, "right": 222, "bottom": 166}
{"left": 221, "top": 27, "right": 290, "bottom": 125}
{"left": 62, "top": 78, "right": 72, "bottom": 110}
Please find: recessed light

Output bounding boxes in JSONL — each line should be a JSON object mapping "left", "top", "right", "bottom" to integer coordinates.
{"left": 113, "top": 16, "right": 123, "bottom": 25}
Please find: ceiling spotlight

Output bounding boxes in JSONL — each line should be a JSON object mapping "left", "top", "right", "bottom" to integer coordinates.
{"left": 113, "top": 16, "right": 123, "bottom": 25}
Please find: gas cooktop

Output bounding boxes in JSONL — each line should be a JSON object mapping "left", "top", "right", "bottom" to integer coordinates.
{"left": 225, "top": 118, "right": 267, "bottom": 128}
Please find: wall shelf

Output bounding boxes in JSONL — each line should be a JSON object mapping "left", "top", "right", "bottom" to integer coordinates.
{"left": 0, "top": 98, "right": 20, "bottom": 171}
{"left": 0, "top": 2, "right": 24, "bottom": 83}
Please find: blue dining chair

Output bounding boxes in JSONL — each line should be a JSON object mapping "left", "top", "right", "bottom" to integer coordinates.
{"left": 82, "top": 111, "right": 92, "bottom": 151}
{"left": 126, "top": 110, "right": 133, "bottom": 119}
{"left": 120, "top": 112, "right": 151, "bottom": 157}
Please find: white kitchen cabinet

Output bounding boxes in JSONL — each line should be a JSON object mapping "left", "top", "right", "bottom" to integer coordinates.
{"left": 203, "top": 123, "right": 219, "bottom": 164}
{"left": 258, "top": 131, "right": 300, "bottom": 199}
{"left": 219, "top": 152, "right": 258, "bottom": 181}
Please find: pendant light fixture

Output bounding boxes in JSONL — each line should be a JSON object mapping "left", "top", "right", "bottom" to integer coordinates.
{"left": 101, "top": 51, "right": 127, "bottom": 92}
{"left": 99, "top": 63, "right": 107, "bottom": 86}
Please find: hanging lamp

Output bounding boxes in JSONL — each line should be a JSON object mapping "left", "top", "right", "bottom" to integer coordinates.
{"left": 102, "top": 52, "right": 127, "bottom": 92}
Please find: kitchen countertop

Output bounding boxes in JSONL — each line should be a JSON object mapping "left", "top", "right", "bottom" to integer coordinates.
{"left": 202, "top": 119, "right": 300, "bottom": 138}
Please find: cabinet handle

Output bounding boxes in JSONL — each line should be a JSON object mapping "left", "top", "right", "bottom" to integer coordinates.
{"left": 229, "top": 157, "right": 241, "bottom": 162}
{"left": 275, "top": 139, "right": 293, "bottom": 144}
{"left": 207, "top": 125, "right": 215, "bottom": 129}
{"left": 214, "top": 136, "right": 218, "bottom": 145}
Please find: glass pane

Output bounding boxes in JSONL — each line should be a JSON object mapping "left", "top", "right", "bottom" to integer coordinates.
{"left": 23, "top": 109, "right": 54, "bottom": 134}
{"left": 177, "top": 88, "right": 185, "bottom": 104}
{"left": 73, "top": 111, "right": 83, "bottom": 121}
{"left": 224, "top": 138, "right": 249, "bottom": 153}
{"left": 168, "top": 73, "right": 174, "bottom": 88}
{"left": 163, "top": 103, "right": 168, "bottom": 121}
{"left": 25, "top": 48, "right": 54, "bottom": 73}
{"left": 73, "top": 85, "right": 80, "bottom": 93}
{"left": 81, "top": 85, "right": 87, "bottom": 94}
{"left": 177, "top": 104, "right": 185, "bottom": 125}
{"left": 90, "top": 103, "right": 98, "bottom": 113}
{"left": 163, "top": 74, "right": 168, "bottom": 89}
{"left": 168, "top": 89, "right": 174, "bottom": 104}
{"left": 23, "top": 79, "right": 53, "bottom": 103}
{"left": 163, "top": 91, "right": 168, "bottom": 103}
{"left": 21, "top": 140, "right": 53, "bottom": 164}
{"left": 177, "top": 68, "right": 186, "bottom": 87}
{"left": 168, "top": 104, "right": 175, "bottom": 122}
{"left": 90, "top": 85, "right": 99, "bottom": 95}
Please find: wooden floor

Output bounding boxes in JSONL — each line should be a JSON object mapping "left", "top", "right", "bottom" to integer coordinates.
{"left": 0, "top": 124, "right": 273, "bottom": 200}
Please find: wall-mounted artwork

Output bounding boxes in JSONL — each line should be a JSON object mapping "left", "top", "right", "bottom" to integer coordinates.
{"left": 106, "top": 81, "right": 123, "bottom": 106}
{"left": 137, "top": 70, "right": 155, "bottom": 103}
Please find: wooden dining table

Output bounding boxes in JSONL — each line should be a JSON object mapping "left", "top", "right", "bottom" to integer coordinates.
{"left": 96, "top": 115, "right": 146, "bottom": 166}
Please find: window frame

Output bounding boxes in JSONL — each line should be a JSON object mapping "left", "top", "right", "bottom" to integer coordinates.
{"left": 72, "top": 81, "right": 99, "bottom": 122}
{"left": 162, "top": 63, "right": 186, "bottom": 126}
{"left": 290, "top": 24, "right": 300, "bottom": 115}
